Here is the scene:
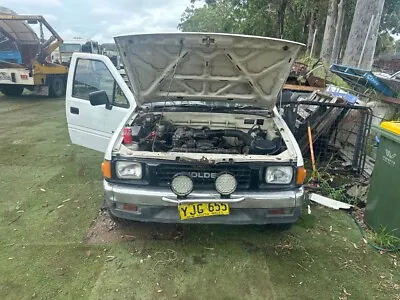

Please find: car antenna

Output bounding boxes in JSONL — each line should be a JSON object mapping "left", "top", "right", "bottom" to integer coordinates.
{"left": 152, "top": 39, "right": 185, "bottom": 152}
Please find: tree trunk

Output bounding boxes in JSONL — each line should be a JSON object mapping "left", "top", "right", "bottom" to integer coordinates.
{"left": 277, "top": 0, "right": 289, "bottom": 38}
{"left": 304, "top": 12, "right": 310, "bottom": 38}
{"left": 331, "top": 0, "right": 345, "bottom": 64}
{"left": 320, "top": 0, "right": 338, "bottom": 63}
{"left": 306, "top": 9, "right": 316, "bottom": 55}
{"left": 342, "top": 0, "right": 386, "bottom": 69}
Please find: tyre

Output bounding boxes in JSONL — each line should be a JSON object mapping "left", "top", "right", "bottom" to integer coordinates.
{"left": 272, "top": 223, "right": 293, "bottom": 231}
{"left": 48, "top": 77, "right": 66, "bottom": 97}
{"left": 0, "top": 85, "right": 24, "bottom": 97}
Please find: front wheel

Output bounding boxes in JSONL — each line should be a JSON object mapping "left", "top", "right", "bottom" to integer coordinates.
{"left": 48, "top": 77, "right": 66, "bottom": 97}
{"left": 0, "top": 85, "right": 24, "bottom": 97}
{"left": 272, "top": 223, "right": 293, "bottom": 231}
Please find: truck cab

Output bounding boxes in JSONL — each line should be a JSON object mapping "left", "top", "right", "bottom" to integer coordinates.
{"left": 57, "top": 39, "right": 100, "bottom": 66}
{"left": 66, "top": 33, "right": 306, "bottom": 225}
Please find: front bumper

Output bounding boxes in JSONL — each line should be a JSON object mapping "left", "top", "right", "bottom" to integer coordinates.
{"left": 103, "top": 180, "right": 304, "bottom": 225}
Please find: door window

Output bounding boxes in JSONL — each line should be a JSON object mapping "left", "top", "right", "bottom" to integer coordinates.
{"left": 72, "top": 58, "right": 129, "bottom": 108}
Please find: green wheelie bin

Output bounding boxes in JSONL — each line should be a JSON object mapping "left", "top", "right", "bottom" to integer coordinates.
{"left": 365, "top": 121, "right": 400, "bottom": 238}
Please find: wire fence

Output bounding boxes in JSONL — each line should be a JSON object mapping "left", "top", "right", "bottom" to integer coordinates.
{"left": 280, "top": 90, "right": 390, "bottom": 177}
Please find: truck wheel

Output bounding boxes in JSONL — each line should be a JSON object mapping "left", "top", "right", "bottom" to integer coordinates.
{"left": 0, "top": 85, "right": 24, "bottom": 97}
{"left": 49, "top": 77, "right": 66, "bottom": 97}
{"left": 272, "top": 223, "right": 293, "bottom": 231}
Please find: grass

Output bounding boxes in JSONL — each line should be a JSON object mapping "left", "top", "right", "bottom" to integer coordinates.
{"left": 305, "top": 157, "right": 362, "bottom": 206}
{"left": 319, "top": 179, "right": 348, "bottom": 201}
{"left": 369, "top": 226, "right": 400, "bottom": 251}
{"left": 0, "top": 94, "right": 399, "bottom": 299}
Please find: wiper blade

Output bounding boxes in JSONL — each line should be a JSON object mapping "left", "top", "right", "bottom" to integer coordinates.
{"left": 234, "top": 105, "right": 263, "bottom": 110}
{"left": 150, "top": 102, "right": 206, "bottom": 107}
{"left": 173, "top": 103, "right": 209, "bottom": 107}
{"left": 151, "top": 103, "right": 220, "bottom": 109}
{"left": 149, "top": 102, "right": 264, "bottom": 110}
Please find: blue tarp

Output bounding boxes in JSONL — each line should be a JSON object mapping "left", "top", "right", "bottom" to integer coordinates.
{"left": 0, "top": 50, "right": 22, "bottom": 64}
{"left": 328, "top": 91, "right": 358, "bottom": 104}
{"left": 330, "top": 64, "right": 396, "bottom": 97}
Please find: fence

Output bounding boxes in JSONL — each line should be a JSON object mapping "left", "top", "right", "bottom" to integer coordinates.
{"left": 280, "top": 91, "right": 374, "bottom": 176}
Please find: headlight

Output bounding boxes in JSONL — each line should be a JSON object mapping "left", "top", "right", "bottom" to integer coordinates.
{"left": 115, "top": 161, "right": 142, "bottom": 179}
{"left": 265, "top": 166, "right": 293, "bottom": 184}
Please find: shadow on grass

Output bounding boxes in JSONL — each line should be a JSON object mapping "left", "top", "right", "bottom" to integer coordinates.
{"left": 0, "top": 93, "right": 63, "bottom": 103}
{"left": 84, "top": 211, "right": 314, "bottom": 252}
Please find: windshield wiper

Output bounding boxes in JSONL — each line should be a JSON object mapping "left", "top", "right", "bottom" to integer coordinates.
{"left": 234, "top": 105, "right": 264, "bottom": 110}
{"left": 149, "top": 103, "right": 264, "bottom": 110}
{"left": 170, "top": 103, "right": 209, "bottom": 108}
{"left": 151, "top": 103, "right": 224, "bottom": 110}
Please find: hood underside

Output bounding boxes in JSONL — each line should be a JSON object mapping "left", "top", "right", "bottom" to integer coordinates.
{"left": 114, "top": 33, "right": 304, "bottom": 109}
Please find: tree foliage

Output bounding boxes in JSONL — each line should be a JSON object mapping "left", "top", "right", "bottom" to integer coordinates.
{"left": 179, "top": 1, "right": 246, "bottom": 33}
{"left": 381, "top": 0, "right": 400, "bottom": 35}
{"left": 179, "top": 0, "right": 400, "bottom": 59}
{"left": 179, "top": 0, "right": 316, "bottom": 41}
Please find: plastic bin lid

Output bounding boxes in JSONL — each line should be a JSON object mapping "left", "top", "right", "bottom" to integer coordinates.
{"left": 381, "top": 121, "right": 400, "bottom": 135}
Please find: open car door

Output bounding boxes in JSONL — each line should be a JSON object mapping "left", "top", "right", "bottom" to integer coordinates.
{"left": 66, "top": 53, "right": 136, "bottom": 152}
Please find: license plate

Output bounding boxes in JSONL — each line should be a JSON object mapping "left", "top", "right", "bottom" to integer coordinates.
{"left": 178, "top": 203, "right": 230, "bottom": 220}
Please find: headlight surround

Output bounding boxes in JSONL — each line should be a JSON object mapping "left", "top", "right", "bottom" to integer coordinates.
{"left": 115, "top": 161, "right": 143, "bottom": 179}
{"left": 265, "top": 166, "right": 293, "bottom": 184}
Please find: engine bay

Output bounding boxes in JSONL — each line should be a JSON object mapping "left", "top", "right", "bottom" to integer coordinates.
{"left": 121, "top": 112, "right": 285, "bottom": 156}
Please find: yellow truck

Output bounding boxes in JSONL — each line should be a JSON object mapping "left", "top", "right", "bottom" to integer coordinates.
{"left": 0, "top": 9, "right": 68, "bottom": 97}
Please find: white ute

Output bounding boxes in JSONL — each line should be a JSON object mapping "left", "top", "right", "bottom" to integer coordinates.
{"left": 66, "top": 33, "right": 307, "bottom": 226}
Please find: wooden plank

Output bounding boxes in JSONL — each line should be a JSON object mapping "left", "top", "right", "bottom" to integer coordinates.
{"left": 297, "top": 108, "right": 311, "bottom": 120}
{"left": 283, "top": 84, "right": 321, "bottom": 92}
{"left": 299, "top": 110, "right": 332, "bottom": 151}
{"left": 309, "top": 193, "right": 353, "bottom": 210}
{"left": 313, "top": 107, "right": 343, "bottom": 137}
{"left": 380, "top": 95, "right": 400, "bottom": 106}
{"left": 295, "top": 92, "right": 349, "bottom": 151}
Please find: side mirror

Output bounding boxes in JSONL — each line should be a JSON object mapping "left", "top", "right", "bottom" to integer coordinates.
{"left": 89, "top": 90, "right": 112, "bottom": 110}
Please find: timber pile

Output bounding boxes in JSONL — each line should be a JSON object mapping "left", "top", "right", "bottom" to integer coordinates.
{"left": 285, "top": 61, "right": 327, "bottom": 90}
{"left": 294, "top": 91, "right": 346, "bottom": 152}
{"left": 285, "top": 88, "right": 373, "bottom": 175}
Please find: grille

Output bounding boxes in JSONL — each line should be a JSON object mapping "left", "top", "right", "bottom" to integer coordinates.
{"left": 153, "top": 163, "right": 253, "bottom": 189}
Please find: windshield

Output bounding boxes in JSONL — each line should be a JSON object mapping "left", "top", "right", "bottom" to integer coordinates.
{"left": 59, "top": 43, "right": 82, "bottom": 52}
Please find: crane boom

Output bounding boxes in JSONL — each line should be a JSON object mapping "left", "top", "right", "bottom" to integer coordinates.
{"left": 0, "top": 10, "right": 69, "bottom": 97}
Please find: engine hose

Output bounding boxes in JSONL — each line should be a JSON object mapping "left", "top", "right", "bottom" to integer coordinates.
{"left": 192, "top": 129, "right": 252, "bottom": 146}
{"left": 134, "top": 113, "right": 161, "bottom": 125}
{"left": 150, "top": 140, "right": 173, "bottom": 152}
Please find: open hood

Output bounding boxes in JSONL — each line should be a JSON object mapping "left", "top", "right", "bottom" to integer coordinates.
{"left": 114, "top": 33, "right": 304, "bottom": 109}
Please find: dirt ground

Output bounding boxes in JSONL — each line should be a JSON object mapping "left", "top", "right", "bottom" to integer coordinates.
{"left": 0, "top": 93, "right": 398, "bottom": 300}
{"left": 84, "top": 211, "right": 184, "bottom": 244}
